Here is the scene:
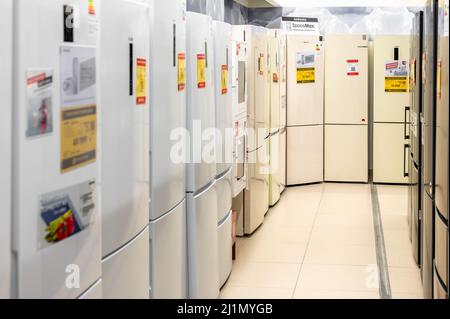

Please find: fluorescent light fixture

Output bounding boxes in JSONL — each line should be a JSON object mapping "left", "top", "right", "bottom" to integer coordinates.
{"left": 274, "top": 0, "right": 426, "bottom": 7}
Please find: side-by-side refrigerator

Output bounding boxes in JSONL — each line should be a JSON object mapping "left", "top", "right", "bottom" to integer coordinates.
{"left": 287, "top": 35, "right": 324, "bottom": 186}
{"left": 324, "top": 35, "right": 369, "bottom": 183}
{"left": 100, "top": 0, "right": 150, "bottom": 299}
{"left": 12, "top": 0, "right": 102, "bottom": 298}
{"left": 238, "top": 25, "right": 269, "bottom": 235}
{"left": 422, "top": 0, "right": 438, "bottom": 299}
{"left": 373, "top": 35, "right": 411, "bottom": 184}
{"left": 149, "top": 0, "right": 188, "bottom": 299}
{"left": 186, "top": 12, "right": 219, "bottom": 299}
{"left": 213, "top": 20, "right": 233, "bottom": 288}
{"left": 434, "top": 0, "right": 449, "bottom": 299}
{"left": 0, "top": 0, "right": 12, "bottom": 299}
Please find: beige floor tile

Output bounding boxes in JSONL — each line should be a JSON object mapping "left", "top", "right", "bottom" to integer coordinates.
{"left": 265, "top": 208, "right": 317, "bottom": 228}
{"left": 227, "top": 261, "right": 301, "bottom": 289}
{"left": 296, "top": 264, "right": 380, "bottom": 292}
{"left": 304, "top": 242, "right": 377, "bottom": 266}
{"left": 382, "top": 214, "right": 410, "bottom": 231}
{"left": 389, "top": 267, "right": 423, "bottom": 295}
{"left": 248, "top": 223, "right": 312, "bottom": 244}
{"left": 386, "top": 246, "right": 420, "bottom": 268}
{"left": 392, "top": 292, "right": 424, "bottom": 299}
{"left": 377, "top": 185, "right": 409, "bottom": 216}
{"left": 237, "top": 240, "right": 307, "bottom": 264}
{"left": 220, "top": 285, "right": 293, "bottom": 299}
{"left": 293, "top": 289, "right": 380, "bottom": 299}
{"left": 314, "top": 213, "right": 374, "bottom": 229}
{"left": 383, "top": 229, "right": 412, "bottom": 248}
{"left": 309, "top": 227, "right": 375, "bottom": 246}
{"left": 323, "top": 183, "right": 371, "bottom": 195}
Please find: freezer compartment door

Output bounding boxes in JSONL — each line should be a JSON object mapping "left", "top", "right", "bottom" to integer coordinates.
{"left": 150, "top": 200, "right": 187, "bottom": 299}
{"left": 435, "top": 212, "right": 448, "bottom": 295}
{"left": 422, "top": 192, "right": 434, "bottom": 299}
{"left": 216, "top": 169, "right": 233, "bottom": 223}
{"left": 410, "top": 161, "right": 421, "bottom": 265}
{"left": 232, "top": 116, "right": 247, "bottom": 197}
{"left": 280, "top": 128, "right": 287, "bottom": 193}
{"left": 325, "top": 125, "right": 368, "bottom": 183}
{"left": 78, "top": 280, "right": 102, "bottom": 299}
{"left": 269, "top": 132, "right": 281, "bottom": 206}
{"left": 187, "top": 185, "right": 219, "bottom": 299}
{"left": 287, "top": 35, "right": 324, "bottom": 126}
{"left": 218, "top": 211, "right": 233, "bottom": 288}
{"left": 434, "top": 266, "right": 449, "bottom": 299}
{"left": 287, "top": 125, "right": 324, "bottom": 185}
{"left": 102, "top": 227, "right": 150, "bottom": 299}
{"left": 373, "top": 123, "right": 410, "bottom": 184}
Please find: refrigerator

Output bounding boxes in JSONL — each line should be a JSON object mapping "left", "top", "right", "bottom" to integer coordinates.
{"left": 0, "top": 0, "right": 12, "bottom": 299}
{"left": 100, "top": 0, "right": 150, "bottom": 299}
{"left": 408, "top": 12, "right": 424, "bottom": 270}
{"left": 268, "top": 29, "right": 281, "bottom": 206}
{"left": 287, "top": 34, "right": 324, "bottom": 186}
{"left": 324, "top": 35, "right": 369, "bottom": 183}
{"left": 434, "top": 0, "right": 449, "bottom": 299}
{"left": 279, "top": 32, "right": 287, "bottom": 194}
{"left": 149, "top": 0, "right": 188, "bottom": 299}
{"left": 12, "top": 0, "right": 102, "bottom": 298}
{"left": 422, "top": 0, "right": 439, "bottom": 299}
{"left": 213, "top": 20, "right": 233, "bottom": 288}
{"left": 238, "top": 25, "right": 269, "bottom": 235}
{"left": 373, "top": 36, "right": 411, "bottom": 184}
{"left": 186, "top": 12, "right": 219, "bottom": 299}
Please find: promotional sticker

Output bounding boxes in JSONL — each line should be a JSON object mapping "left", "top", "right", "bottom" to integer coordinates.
{"left": 281, "top": 17, "right": 320, "bottom": 35}
{"left": 197, "top": 54, "right": 206, "bottom": 89}
{"left": 258, "top": 54, "right": 265, "bottom": 75}
{"left": 38, "top": 180, "right": 96, "bottom": 249}
{"left": 87, "top": 0, "right": 99, "bottom": 38}
{"left": 410, "top": 59, "right": 416, "bottom": 87}
{"left": 296, "top": 52, "right": 315, "bottom": 84}
{"left": 385, "top": 60, "right": 409, "bottom": 93}
{"left": 178, "top": 53, "right": 186, "bottom": 91}
{"left": 136, "top": 58, "right": 147, "bottom": 105}
{"left": 437, "top": 60, "right": 442, "bottom": 99}
{"left": 26, "top": 69, "right": 54, "bottom": 138}
{"left": 60, "top": 105, "right": 97, "bottom": 173}
{"left": 221, "top": 65, "right": 228, "bottom": 94}
{"left": 347, "top": 59, "right": 359, "bottom": 76}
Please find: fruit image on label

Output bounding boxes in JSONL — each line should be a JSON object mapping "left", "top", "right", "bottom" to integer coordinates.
{"left": 197, "top": 54, "right": 206, "bottom": 89}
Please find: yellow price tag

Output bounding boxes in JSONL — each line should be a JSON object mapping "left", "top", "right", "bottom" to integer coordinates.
{"left": 197, "top": 54, "right": 206, "bottom": 89}
{"left": 178, "top": 53, "right": 186, "bottom": 91}
{"left": 136, "top": 58, "right": 147, "bottom": 105}
{"left": 385, "top": 77, "right": 408, "bottom": 93}
{"left": 221, "top": 65, "right": 228, "bottom": 94}
{"left": 297, "top": 67, "right": 315, "bottom": 84}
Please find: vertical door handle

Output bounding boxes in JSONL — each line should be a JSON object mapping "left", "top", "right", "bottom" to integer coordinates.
{"left": 173, "top": 24, "right": 176, "bottom": 67}
{"left": 404, "top": 144, "right": 411, "bottom": 178}
{"left": 404, "top": 106, "right": 411, "bottom": 140}
{"left": 129, "top": 43, "right": 133, "bottom": 96}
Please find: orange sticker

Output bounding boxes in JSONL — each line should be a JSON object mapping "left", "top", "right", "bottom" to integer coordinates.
{"left": 197, "top": 54, "right": 206, "bottom": 89}
{"left": 178, "top": 53, "right": 186, "bottom": 91}
{"left": 136, "top": 58, "right": 147, "bottom": 105}
{"left": 221, "top": 65, "right": 228, "bottom": 94}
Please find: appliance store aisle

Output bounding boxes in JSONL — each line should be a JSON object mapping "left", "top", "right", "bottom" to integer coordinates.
{"left": 220, "top": 183, "right": 423, "bottom": 299}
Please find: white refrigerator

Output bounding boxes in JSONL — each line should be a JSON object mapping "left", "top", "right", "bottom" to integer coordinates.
{"left": 373, "top": 36, "right": 411, "bottom": 184}
{"left": 149, "top": 0, "right": 188, "bottom": 299}
{"left": 213, "top": 20, "right": 233, "bottom": 288}
{"left": 324, "top": 34, "right": 369, "bottom": 183}
{"left": 286, "top": 34, "right": 324, "bottom": 186}
{"left": 12, "top": 0, "right": 102, "bottom": 298}
{"left": 238, "top": 25, "right": 270, "bottom": 235}
{"left": 0, "top": 0, "right": 12, "bottom": 299}
{"left": 100, "top": 0, "right": 150, "bottom": 299}
{"left": 186, "top": 12, "right": 219, "bottom": 299}
{"left": 279, "top": 32, "right": 287, "bottom": 194}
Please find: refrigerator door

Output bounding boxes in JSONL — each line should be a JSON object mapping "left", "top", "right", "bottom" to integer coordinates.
{"left": 373, "top": 123, "right": 410, "bottom": 184}
{"left": 231, "top": 36, "right": 248, "bottom": 119}
{"left": 13, "top": 0, "right": 101, "bottom": 299}
{"left": 373, "top": 36, "right": 411, "bottom": 123}
{"left": 100, "top": 0, "right": 150, "bottom": 258}
{"left": 78, "top": 280, "right": 102, "bottom": 299}
{"left": 102, "top": 227, "right": 150, "bottom": 299}
{"left": 435, "top": 213, "right": 448, "bottom": 297}
{"left": 287, "top": 35, "right": 324, "bottom": 126}
{"left": 149, "top": 200, "right": 187, "bottom": 299}
{"left": 410, "top": 160, "right": 421, "bottom": 265}
{"left": 325, "top": 125, "right": 368, "bottom": 183}
{"left": 187, "top": 183, "right": 219, "bottom": 299}
{"left": 269, "top": 131, "right": 281, "bottom": 206}
{"left": 216, "top": 168, "right": 233, "bottom": 223}
{"left": 150, "top": 0, "right": 186, "bottom": 220}
{"left": 280, "top": 127, "right": 287, "bottom": 193}
{"left": 324, "top": 35, "right": 369, "bottom": 125}
{"left": 186, "top": 12, "right": 216, "bottom": 192}
{"left": 232, "top": 115, "right": 247, "bottom": 197}
{"left": 269, "top": 30, "right": 281, "bottom": 133}
{"left": 218, "top": 211, "right": 233, "bottom": 288}
{"left": 287, "top": 125, "right": 323, "bottom": 185}
{"left": 0, "top": 0, "right": 12, "bottom": 299}
{"left": 434, "top": 266, "right": 449, "bottom": 299}
{"left": 213, "top": 21, "right": 233, "bottom": 177}
{"left": 422, "top": 192, "right": 435, "bottom": 299}
{"left": 279, "top": 33, "right": 287, "bottom": 130}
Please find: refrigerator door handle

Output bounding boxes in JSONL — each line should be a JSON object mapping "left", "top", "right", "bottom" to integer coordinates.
{"left": 404, "top": 144, "right": 411, "bottom": 178}
{"left": 404, "top": 106, "right": 411, "bottom": 140}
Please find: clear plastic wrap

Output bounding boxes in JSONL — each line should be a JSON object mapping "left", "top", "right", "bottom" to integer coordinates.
{"left": 187, "top": 0, "right": 225, "bottom": 21}
{"left": 351, "top": 7, "right": 414, "bottom": 35}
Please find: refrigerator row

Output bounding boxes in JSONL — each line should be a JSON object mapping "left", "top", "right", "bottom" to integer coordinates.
{"left": 407, "top": 0, "right": 449, "bottom": 300}
{"left": 0, "top": 0, "right": 241, "bottom": 299}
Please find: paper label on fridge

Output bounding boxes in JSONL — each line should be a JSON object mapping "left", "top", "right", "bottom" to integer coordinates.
{"left": 26, "top": 69, "right": 54, "bottom": 138}
{"left": 385, "top": 60, "right": 409, "bottom": 93}
{"left": 38, "top": 180, "right": 96, "bottom": 250}
{"left": 178, "top": 53, "right": 186, "bottom": 91}
{"left": 136, "top": 58, "right": 147, "bottom": 105}
{"left": 410, "top": 59, "right": 416, "bottom": 87}
{"left": 347, "top": 59, "right": 359, "bottom": 76}
{"left": 281, "top": 17, "right": 320, "bottom": 35}
{"left": 258, "top": 54, "right": 265, "bottom": 75}
{"left": 221, "top": 65, "right": 228, "bottom": 94}
{"left": 60, "top": 45, "right": 97, "bottom": 108}
{"left": 197, "top": 54, "right": 206, "bottom": 89}
{"left": 296, "top": 52, "right": 315, "bottom": 84}
{"left": 60, "top": 105, "right": 97, "bottom": 173}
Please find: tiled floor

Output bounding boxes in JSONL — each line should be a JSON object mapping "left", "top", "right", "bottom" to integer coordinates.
{"left": 220, "top": 183, "right": 424, "bottom": 299}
